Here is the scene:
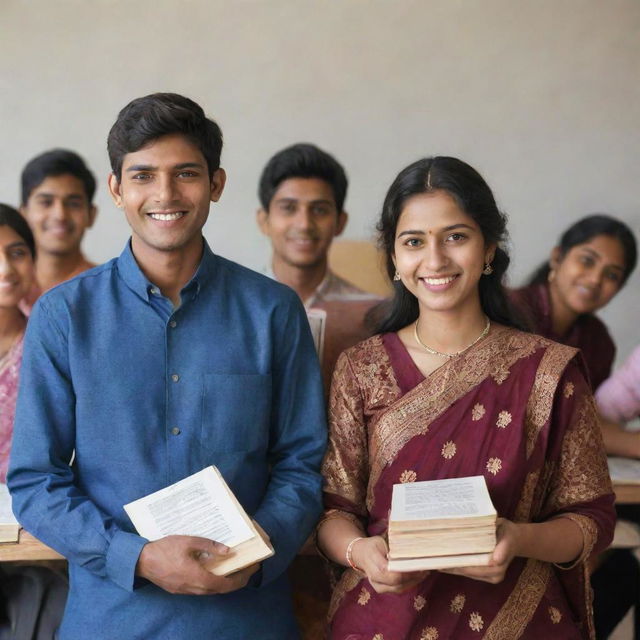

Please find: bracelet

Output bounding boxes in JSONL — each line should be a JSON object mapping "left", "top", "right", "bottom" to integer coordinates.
{"left": 346, "top": 536, "right": 365, "bottom": 572}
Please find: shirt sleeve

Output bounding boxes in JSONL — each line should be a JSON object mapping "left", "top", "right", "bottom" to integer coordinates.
{"left": 595, "top": 345, "right": 640, "bottom": 423}
{"left": 251, "top": 293, "right": 327, "bottom": 585}
{"left": 7, "top": 298, "right": 147, "bottom": 592}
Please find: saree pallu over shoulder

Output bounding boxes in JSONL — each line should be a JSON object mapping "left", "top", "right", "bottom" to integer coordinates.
{"left": 322, "top": 327, "right": 615, "bottom": 639}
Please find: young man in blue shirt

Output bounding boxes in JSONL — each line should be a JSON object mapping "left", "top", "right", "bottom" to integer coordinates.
{"left": 8, "top": 93, "right": 326, "bottom": 639}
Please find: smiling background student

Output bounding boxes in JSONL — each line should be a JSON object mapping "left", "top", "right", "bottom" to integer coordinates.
{"left": 19, "top": 149, "right": 97, "bottom": 302}
{"left": 8, "top": 93, "right": 326, "bottom": 640}
{"left": 510, "top": 214, "right": 637, "bottom": 391}
{"left": 257, "top": 143, "right": 380, "bottom": 392}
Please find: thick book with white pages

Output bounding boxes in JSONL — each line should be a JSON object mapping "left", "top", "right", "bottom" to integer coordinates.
{"left": 388, "top": 475, "right": 497, "bottom": 571}
{"left": 124, "top": 466, "right": 273, "bottom": 576}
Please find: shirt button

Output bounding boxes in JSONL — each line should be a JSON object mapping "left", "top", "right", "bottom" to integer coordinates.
{"left": 170, "top": 427, "right": 181, "bottom": 436}
{"left": 169, "top": 320, "right": 177, "bottom": 328}
{"left": 171, "top": 374, "right": 179, "bottom": 382}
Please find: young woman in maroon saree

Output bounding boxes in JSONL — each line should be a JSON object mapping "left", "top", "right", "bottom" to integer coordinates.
{"left": 317, "top": 158, "right": 615, "bottom": 640}
{"left": 510, "top": 214, "right": 637, "bottom": 392}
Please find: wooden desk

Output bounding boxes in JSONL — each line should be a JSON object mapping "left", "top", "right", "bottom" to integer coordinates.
{"left": 0, "top": 530, "right": 63, "bottom": 562}
{"left": 614, "top": 483, "right": 640, "bottom": 505}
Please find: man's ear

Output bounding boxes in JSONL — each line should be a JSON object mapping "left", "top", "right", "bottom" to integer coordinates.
{"left": 209, "top": 168, "right": 226, "bottom": 203}
{"left": 107, "top": 173, "right": 123, "bottom": 208}
{"left": 335, "top": 211, "right": 348, "bottom": 237}
{"left": 256, "top": 208, "right": 270, "bottom": 236}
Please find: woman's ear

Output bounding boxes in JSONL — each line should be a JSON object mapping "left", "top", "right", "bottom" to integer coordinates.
{"left": 550, "top": 246, "right": 562, "bottom": 269}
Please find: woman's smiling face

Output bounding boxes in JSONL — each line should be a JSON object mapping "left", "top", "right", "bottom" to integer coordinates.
{"left": 393, "top": 190, "right": 494, "bottom": 316}
{"left": 550, "top": 233, "right": 626, "bottom": 317}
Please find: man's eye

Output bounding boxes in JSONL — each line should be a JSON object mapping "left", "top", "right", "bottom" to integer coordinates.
{"left": 178, "top": 171, "right": 197, "bottom": 178}
{"left": 132, "top": 173, "right": 151, "bottom": 181}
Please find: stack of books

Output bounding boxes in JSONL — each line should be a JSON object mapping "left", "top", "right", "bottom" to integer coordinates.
{"left": 387, "top": 475, "right": 497, "bottom": 571}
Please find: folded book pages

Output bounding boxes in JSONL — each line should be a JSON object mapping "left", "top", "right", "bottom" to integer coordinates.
{"left": 125, "top": 466, "right": 273, "bottom": 576}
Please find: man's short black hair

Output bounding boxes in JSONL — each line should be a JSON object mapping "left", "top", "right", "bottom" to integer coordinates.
{"left": 107, "top": 93, "right": 223, "bottom": 180}
{"left": 21, "top": 149, "right": 96, "bottom": 205}
{"left": 258, "top": 143, "right": 348, "bottom": 212}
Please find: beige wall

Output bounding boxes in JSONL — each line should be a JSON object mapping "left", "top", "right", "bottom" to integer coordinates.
{"left": 1, "top": 0, "right": 638, "bottom": 363}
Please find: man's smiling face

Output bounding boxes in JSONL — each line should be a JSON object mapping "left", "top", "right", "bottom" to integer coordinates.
{"left": 108, "top": 133, "right": 225, "bottom": 261}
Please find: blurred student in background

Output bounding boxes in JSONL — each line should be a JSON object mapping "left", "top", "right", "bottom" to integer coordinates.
{"left": 19, "top": 149, "right": 97, "bottom": 304}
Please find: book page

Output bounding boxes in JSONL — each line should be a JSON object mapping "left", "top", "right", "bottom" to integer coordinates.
{"left": 0, "top": 483, "right": 18, "bottom": 526}
{"left": 124, "top": 467, "right": 253, "bottom": 546}
{"left": 391, "top": 476, "right": 496, "bottom": 521}
{"left": 306, "top": 308, "right": 326, "bottom": 365}
{"left": 608, "top": 457, "right": 640, "bottom": 485}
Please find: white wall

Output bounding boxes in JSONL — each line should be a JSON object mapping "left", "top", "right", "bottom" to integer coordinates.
{"left": 1, "top": 0, "right": 638, "bottom": 362}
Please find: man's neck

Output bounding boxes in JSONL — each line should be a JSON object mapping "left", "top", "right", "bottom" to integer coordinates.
{"left": 36, "top": 250, "right": 92, "bottom": 292}
{"left": 132, "top": 238, "right": 204, "bottom": 307}
{"left": 271, "top": 258, "right": 328, "bottom": 303}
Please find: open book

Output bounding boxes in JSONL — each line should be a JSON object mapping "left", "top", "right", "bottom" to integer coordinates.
{"left": 388, "top": 475, "right": 497, "bottom": 571}
{"left": 124, "top": 466, "right": 273, "bottom": 576}
{"left": 0, "top": 483, "right": 20, "bottom": 543}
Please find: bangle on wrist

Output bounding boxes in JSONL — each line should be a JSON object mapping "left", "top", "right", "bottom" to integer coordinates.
{"left": 346, "top": 536, "right": 365, "bottom": 572}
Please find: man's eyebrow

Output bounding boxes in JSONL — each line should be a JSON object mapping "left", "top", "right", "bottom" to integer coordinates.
{"left": 274, "top": 198, "right": 333, "bottom": 205}
{"left": 34, "top": 192, "right": 84, "bottom": 200}
{"left": 6, "top": 241, "right": 28, "bottom": 249}
{"left": 125, "top": 162, "right": 205, "bottom": 172}
{"left": 126, "top": 164, "right": 157, "bottom": 172}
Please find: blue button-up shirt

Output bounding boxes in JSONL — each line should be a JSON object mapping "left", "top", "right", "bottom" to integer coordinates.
{"left": 8, "top": 240, "right": 326, "bottom": 640}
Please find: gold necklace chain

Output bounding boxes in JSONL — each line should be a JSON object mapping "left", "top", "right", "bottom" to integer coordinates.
{"left": 414, "top": 316, "right": 491, "bottom": 359}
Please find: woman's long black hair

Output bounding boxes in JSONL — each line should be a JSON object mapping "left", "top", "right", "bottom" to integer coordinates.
{"left": 527, "top": 214, "right": 637, "bottom": 286}
{"left": 369, "top": 156, "right": 524, "bottom": 334}
{"left": 0, "top": 203, "right": 36, "bottom": 258}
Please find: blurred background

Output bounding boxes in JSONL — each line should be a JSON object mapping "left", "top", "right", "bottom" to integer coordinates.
{"left": 1, "top": 0, "right": 638, "bottom": 359}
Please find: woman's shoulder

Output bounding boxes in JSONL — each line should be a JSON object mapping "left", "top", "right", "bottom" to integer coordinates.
{"left": 494, "top": 325, "right": 580, "bottom": 367}
{"left": 338, "top": 334, "right": 387, "bottom": 367}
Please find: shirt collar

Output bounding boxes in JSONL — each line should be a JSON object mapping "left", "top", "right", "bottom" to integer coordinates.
{"left": 116, "top": 238, "right": 217, "bottom": 302}
{"left": 263, "top": 265, "right": 335, "bottom": 309}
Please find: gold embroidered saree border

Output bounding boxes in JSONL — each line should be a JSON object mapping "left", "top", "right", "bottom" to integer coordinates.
{"left": 484, "top": 559, "right": 552, "bottom": 640}
{"left": 367, "top": 327, "right": 543, "bottom": 505}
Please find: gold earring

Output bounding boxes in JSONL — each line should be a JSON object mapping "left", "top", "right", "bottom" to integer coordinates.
{"left": 393, "top": 271, "right": 401, "bottom": 281}
{"left": 482, "top": 263, "right": 493, "bottom": 276}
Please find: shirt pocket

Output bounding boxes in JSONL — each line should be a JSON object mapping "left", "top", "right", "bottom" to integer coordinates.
{"left": 200, "top": 373, "right": 272, "bottom": 453}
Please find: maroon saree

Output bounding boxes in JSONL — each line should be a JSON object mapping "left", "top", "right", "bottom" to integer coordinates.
{"left": 322, "top": 326, "right": 615, "bottom": 640}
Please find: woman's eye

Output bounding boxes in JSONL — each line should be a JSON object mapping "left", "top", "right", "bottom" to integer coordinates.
{"left": 447, "top": 233, "right": 466, "bottom": 242}
{"left": 405, "top": 238, "right": 422, "bottom": 247}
